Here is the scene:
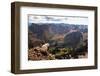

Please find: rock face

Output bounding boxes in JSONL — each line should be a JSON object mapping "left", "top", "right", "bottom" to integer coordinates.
{"left": 28, "top": 48, "right": 49, "bottom": 60}
{"left": 64, "top": 30, "right": 83, "bottom": 48}
{"left": 28, "top": 47, "right": 55, "bottom": 60}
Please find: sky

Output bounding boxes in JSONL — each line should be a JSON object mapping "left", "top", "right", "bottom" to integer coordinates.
{"left": 28, "top": 15, "right": 88, "bottom": 25}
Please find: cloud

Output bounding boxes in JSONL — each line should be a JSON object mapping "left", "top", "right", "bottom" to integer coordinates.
{"left": 29, "top": 15, "right": 88, "bottom": 25}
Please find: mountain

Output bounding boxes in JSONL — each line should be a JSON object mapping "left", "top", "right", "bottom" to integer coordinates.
{"left": 29, "top": 23, "right": 87, "bottom": 34}
{"left": 28, "top": 23, "right": 87, "bottom": 48}
{"left": 28, "top": 30, "right": 44, "bottom": 49}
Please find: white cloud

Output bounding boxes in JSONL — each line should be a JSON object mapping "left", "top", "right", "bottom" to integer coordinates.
{"left": 29, "top": 15, "right": 88, "bottom": 25}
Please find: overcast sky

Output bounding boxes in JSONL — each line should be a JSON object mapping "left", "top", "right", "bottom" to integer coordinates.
{"left": 28, "top": 15, "right": 88, "bottom": 25}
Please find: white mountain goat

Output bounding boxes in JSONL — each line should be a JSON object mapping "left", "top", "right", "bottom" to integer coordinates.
{"left": 33, "top": 43, "right": 50, "bottom": 52}
{"left": 41, "top": 43, "right": 50, "bottom": 52}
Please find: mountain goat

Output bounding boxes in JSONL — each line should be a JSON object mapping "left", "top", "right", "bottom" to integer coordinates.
{"left": 41, "top": 43, "right": 50, "bottom": 52}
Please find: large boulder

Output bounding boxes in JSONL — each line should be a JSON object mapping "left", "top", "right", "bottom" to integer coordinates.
{"left": 64, "top": 30, "right": 83, "bottom": 48}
